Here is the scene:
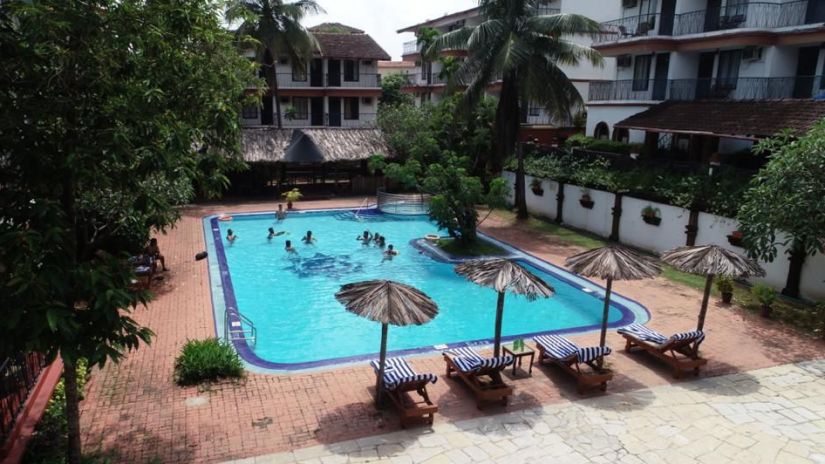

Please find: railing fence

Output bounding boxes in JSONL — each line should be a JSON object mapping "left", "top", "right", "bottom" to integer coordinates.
{"left": 1, "top": 352, "right": 47, "bottom": 445}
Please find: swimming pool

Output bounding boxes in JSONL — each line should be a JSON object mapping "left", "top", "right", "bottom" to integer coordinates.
{"left": 203, "top": 208, "right": 649, "bottom": 371}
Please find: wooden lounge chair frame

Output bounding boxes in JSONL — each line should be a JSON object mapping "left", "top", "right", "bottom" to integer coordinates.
{"left": 376, "top": 375, "right": 438, "bottom": 428}
{"left": 443, "top": 353, "right": 513, "bottom": 409}
{"left": 535, "top": 345, "right": 613, "bottom": 394}
{"left": 620, "top": 333, "right": 707, "bottom": 378}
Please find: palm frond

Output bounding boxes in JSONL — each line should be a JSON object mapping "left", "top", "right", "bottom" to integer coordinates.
{"left": 527, "top": 13, "right": 602, "bottom": 38}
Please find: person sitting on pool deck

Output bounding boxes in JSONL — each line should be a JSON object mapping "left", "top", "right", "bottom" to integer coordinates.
{"left": 267, "top": 227, "right": 285, "bottom": 240}
{"left": 302, "top": 230, "right": 316, "bottom": 245}
{"left": 357, "top": 230, "right": 372, "bottom": 244}
{"left": 144, "top": 238, "right": 167, "bottom": 272}
{"left": 284, "top": 240, "right": 297, "bottom": 254}
{"left": 276, "top": 204, "right": 287, "bottom": 221}
{"left": 226, "top": 229, "right": 237, "bottom": 243}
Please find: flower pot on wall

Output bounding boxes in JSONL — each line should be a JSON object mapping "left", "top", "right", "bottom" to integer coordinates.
{"left": 642, "top": 215, "right": 661, "bottom": 226}
{"left": 727, "top": 231, "right": 744, "bottom": 247}
{"left": 579, "top": 198, "right": 594, "bottom": 209}
{"left": 641, "top": 206, "right": 661, "bottom": 226}
{"left": 531, "top": 187, "right": 544, "bottom": 196}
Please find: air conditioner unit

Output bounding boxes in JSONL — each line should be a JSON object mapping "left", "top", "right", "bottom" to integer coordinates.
{"left": 622, "top": 0, "right": 638, "bottom": 8}
{"left": 743, "top": 46, "right": 762, "bottom": 61}
{"left": 617, "top": 55, "right": 632, "bottom": 67}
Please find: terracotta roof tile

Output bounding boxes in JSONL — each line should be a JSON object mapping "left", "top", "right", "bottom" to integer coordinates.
{"left": 614, "top": 100, "right": 825, "bottom": 139}
{"left": 310, "top": 25, "right": 390, "bottom": 60}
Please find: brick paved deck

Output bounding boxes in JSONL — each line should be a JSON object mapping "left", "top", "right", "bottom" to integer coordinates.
{"left": 78, "top": 199, "right": 825, "bottom": 463}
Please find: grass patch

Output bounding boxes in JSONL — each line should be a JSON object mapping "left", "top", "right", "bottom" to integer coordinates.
{"left": 174, "top": 338, "right": 244, "bottom": 386}
{"left": 436, "top": 238, "right": 506, "bottom": 257}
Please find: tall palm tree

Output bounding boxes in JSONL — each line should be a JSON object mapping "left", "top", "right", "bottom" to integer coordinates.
{"left": 226, "top": 0, "right": 324, "bottom": 128}
{"left": 430, "top": 0, "right": 602, "bottom": 217}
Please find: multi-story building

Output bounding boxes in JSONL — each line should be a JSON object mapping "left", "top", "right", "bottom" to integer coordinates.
{"left": 586, "top": 0, "right": 825, "bottom": 160}
{"left": 395, "top": 1, "right": 619, "bottom": 141}
{"left": 241, "top": 23, "right": 390, "bottom": 128}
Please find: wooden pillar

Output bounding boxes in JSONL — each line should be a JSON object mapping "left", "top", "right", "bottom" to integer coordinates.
{"left": 609, "top": 193, "right": 623, "bottom": 242}
{"left": 685, "top": 208, "right": 700, "bottom": 246}
{"left": 782, "top": 246, "right": 806, "bottom": 298}
{"left": 555, "top": 182, "right": 565, "bottom": 224}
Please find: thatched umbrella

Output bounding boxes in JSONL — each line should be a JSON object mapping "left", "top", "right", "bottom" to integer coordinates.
{"left": 335, "top": 280, "right": 438, "bottom": 404}
{"left": 566, "top": 246, "right": 661, "bottom": 363}
{"left": 661, "top": 244, "right": 764, "bottom": 332}
{"left": 455, "top": 258, "right": 555, "bottom": 356}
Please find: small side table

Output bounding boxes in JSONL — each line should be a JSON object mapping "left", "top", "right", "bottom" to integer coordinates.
{"left": 503, "top": 343, "right": 535, "bottom": 377}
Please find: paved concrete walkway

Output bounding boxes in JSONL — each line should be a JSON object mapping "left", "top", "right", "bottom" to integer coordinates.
{"left": 227, "top": 361, "right": 825, "bottom": 464}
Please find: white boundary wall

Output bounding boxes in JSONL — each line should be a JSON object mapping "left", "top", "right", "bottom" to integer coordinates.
{"left": 502, "top": 172, "right": 825, "bottom": 300}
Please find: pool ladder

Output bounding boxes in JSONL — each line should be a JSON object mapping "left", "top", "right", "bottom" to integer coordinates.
{"left": 225, "top": 309, "right": 257, "bottom": 347}
{"left": 353, "top": 197, "right": 371, "bottom": 221}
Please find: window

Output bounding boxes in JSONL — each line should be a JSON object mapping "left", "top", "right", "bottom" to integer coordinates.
{"left": 241, "top": 105, "right": 258, "bottom": 119}
{"left": 725, "top": 0, "right": 747, "bottom": 18}
{"left": 291, "top": 97, "right": 308, "bottom": 119}
{"left": 344, "top": 60, "right": 360, "bottom": 82}
{"left": 292, "top": 64, "right": 307, "bottom": 82}
{"left": 716, "top": 50, "right": 742, "bottom": 89}
{"left": 344, "top": 97, "right": 360, "bottom": 119}
{"left": 632, "top": 55, "right": 652, "bottom": 91}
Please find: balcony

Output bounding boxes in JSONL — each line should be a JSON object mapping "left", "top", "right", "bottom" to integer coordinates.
{"left": 280, "top": 112, "right": 378, "bottom": 128}
{"left": 402, "top": 40, "right": 421, "bottom": 56}
{"left": 534, "top": 6, "right": 561, "bottom": 16}
{"left": 589, "top": 76, "right": 825, "bottom": 102}
{"left": 275, "top": 73, "right": 381, "bottom": 89}
{"left": 400, "top": 72, "right": 450, "bottom": 87}
{"left": 595, "top": 1, "right": 810, "bottom": 43}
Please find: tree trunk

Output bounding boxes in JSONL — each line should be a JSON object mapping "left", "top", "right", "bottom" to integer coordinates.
{"left": 375, "top": 323, "right": 388, "bottom": 407}
{"left": 64, "top": 360, "right": 82, "bottom": 464}
{"left": 493, "top": 291, "right": 505, "bottom": 357}
{"left": 697, "top": 273, "right": 714, "bottom": 332}
{"left": 782, "top": 243, "right": 806, "bottom": 298}
{"left": 515, "top": 143, "right": 528, "bottom": 220}
{"left": 598, "top": 279, "right": 613, "bottom": 369}
{"left": 263, "top": 49, "right": 282, "bottom": 128}
{"left": 492, "top": 74, "right": 521, "bottom": 174}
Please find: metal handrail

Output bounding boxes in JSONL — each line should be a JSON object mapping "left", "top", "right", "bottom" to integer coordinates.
{"left": 589, "top": 76, "right": 825, "bottom": 102}
{"left": 376, "top": 189, "right": 431, "bottom": 215}
{"left": 225, "top": 309, "right": 256, "bottom": 347}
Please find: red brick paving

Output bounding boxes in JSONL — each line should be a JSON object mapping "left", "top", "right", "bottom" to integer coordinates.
{"left": 78, "top": 199, "right": 825, "bottom": 463}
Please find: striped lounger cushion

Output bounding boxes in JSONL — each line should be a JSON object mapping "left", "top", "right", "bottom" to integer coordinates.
{"left": 370, "top": 358, "right": 437, "bottom": 391}
{"left": 445, "top": 347, "right": 514, "bottom": 373}
{"left": 534, "top": 335, "right": 611, "bottom": 364}
{"left": 618, "top": 324, "right": 706, "bottom": 346}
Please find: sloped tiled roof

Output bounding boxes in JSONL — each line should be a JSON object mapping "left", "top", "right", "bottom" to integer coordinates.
{"left": 242, "top": 128, "right": 390, "bottom": 163}
{"left": 312, "top": 30, "right": 390, "bottom": 60}
{"left": 615, "top": 100, "right": 825, "bottom": 139}
{"left": 309, "top": 23, "right": 364, "bottom": 34}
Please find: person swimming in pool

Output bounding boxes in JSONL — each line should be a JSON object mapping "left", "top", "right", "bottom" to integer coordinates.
{"left": 276, "top": 204, "right": 287, "bottom": 221}
{"left": 356, "top": 230, "right": 372, "bottom": 244}
{"left": 382, "top": 244, "right": 398, "bottom": 262}
{"left": 284, "top": 240, "right": 297, "bottom": 254}
{"left": 375, "top": 235, "right": 386, "bottom": 249}
{"left": 267, "top": 227, "right": 285, "bottom": 240}
{"left": 302, "top": 230, "right": 316, "bottom": 245}
{"left": 226, "top": 229, "right": 237, "bottom": 243}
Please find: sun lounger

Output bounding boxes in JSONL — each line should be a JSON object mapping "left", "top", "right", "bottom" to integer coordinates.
{"left": 443, "top": 347, "right": 514, "bottom": 408}
{"left": 617, "top": 324, "right": 707, "bottom": 378}
{"left": 534, "top": 335, "right": 613, "bottom": 394}
{"left": 370, "top": 358, "right": 438, "bottom": 427}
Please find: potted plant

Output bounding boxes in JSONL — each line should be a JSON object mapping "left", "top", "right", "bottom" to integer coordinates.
{"left": 752, "top": 283, "right": 777, "bottom": 318}
{"left": 641, "top": 205, "right": 661, "bottom": 226}
{"left": 727, "top": 230, "right": 744, "bottom": 247}
{"left": 716, "top": 276, "right": 734, "bottom": 304}
{"left": 284, "top": 106, "right": 297, "bottom": 121}
{"left": 579, "top": 191, "right": 594, "bottom": 209}
{"left": 530, "top": 178, "right": 544, "bottom": 196}
{"left": 281, "top": 188, "right": 302, "bottom": 210}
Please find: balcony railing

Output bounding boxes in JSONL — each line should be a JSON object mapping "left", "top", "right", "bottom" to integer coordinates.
{"left": 403, "top": 40, "right": 421, "bottom": 56}
{"left": 400, "top": 72, "right": 451, "bottom": 86}
{"left": 280, "top": 112, "right": 378, "bottom": 128}
{"left": 535, "top": 6, "right": 561, "bottom": 16}
{"left": 589, "top": 76, "right": 825, "bottom": 102}
{"left": 1, "top": 353, "right": 46, "bottom": 444}
{"left": 275, "top": 73, "right": 381, "bottom": 88}
{"left": 595, "top": 1, "right": 810, "bottom": 43}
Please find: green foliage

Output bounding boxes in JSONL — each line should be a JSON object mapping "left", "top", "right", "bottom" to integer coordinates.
{"left": 563, "top": 135, "right": 634, "bottom": 155}
{"left": 24, "top": 360, "right": 89, "bottom": 464}
{"left": 281, "top": 188, "right": 303, "bottom": 203}
{"left": 379, "top": 73, "right": 414, "bottom": 107}
{"left": 642, "top": 206, "right": 660, "bottom": 218}
{"left": 436, "top": 238, "right": 507, "bottom": 257}
{"left": 174, "top": 339, "right": 244, "bottom": 386}
{"left": 715, "top": 276, "right": 734, "bottom": 294}
{"left": 738, "top": 123, "right": 825, "bottom": 262}
{"left": 752, "top": 284, "right": 777, "bottom": 307}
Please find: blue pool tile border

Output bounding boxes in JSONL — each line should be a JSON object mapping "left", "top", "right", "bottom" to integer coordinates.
{"left": 203, "top": 207, "right": 651, "bottom": 373}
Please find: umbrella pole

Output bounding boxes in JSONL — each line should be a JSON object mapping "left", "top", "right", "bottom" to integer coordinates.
{"left": 376, "top": 323, "right": 388, "bottom": 408}
{"left": 494, "top": 291, "right": 505, "bottom": 357}
{"left": 697, "top": 273, "right": 714, "bottom": 332}
{"left": 598, "top": 278, "right": 613, "bottom": 369}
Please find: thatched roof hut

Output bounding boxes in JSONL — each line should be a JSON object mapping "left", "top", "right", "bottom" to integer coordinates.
{"left": 241, "top": 127, "right": 390, "bottom": 164}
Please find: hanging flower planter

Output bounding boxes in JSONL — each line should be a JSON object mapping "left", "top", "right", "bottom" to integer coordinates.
{"left": 579, "top": 193, "right": 594, "bottom": 209}
{"left": 727, "top": 231, "right": 744, "bottom": 247}
{"left": 530, "top": 178, "right": 544, "bottom": 196}
{"left": 641, "top": 206, "right": 661, "bottom": 226}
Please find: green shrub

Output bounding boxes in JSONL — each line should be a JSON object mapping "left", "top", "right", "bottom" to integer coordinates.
{"left": 174, "top": 338, "right": 243, "bottom": 385}
{"left": 752, "top": 284, "right": 777, "bottom": 306}
{"left": 715, "top": 276, "right": 734, "bottom": 294}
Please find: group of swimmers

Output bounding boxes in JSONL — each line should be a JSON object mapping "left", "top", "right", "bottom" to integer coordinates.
{"left": 358, "top": 230, "right": 398, "bottom": 257}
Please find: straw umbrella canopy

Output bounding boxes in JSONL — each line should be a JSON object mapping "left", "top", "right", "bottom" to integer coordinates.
{"left": 454, "top": 258, "right": 555, "bottom": 356}
{"left": 566, "top": 246, "right": 661, "bottom": 362}
{"left": 335, "top": 280, "right": 438, "bottom": 404}
{"left": 661, "top": 244, "right": 764, "bottom": 332}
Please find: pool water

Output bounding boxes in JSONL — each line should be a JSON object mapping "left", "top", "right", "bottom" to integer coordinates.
{"left": 206, "top": 209, "right": 644, "bottom": 369}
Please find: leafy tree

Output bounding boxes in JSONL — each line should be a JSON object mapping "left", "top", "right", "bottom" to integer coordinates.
{"left": 379, "top": 73, "right": 415, "bottom": 107}
{"left": 226, "top": 0, "right": 324, "bottom": 128}
{"left": 430, "top": 0, "right": 601, "bottom": 218}
{"left": 738, "top": 123, "right": 825, "bottom": 296}
{"left": 0, "top": 1, "right": 258, "bottom": 462}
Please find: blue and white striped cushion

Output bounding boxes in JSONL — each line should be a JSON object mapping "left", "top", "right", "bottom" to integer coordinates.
{"left": 617, "top": 324, "right": 668, "bottom": 344}
{"left": 370, "top": 358, "right": 437, "bottom": 391}
{"left": 535, "top": 335, "right": 611, "bottom": 363}
{"left": 445, "top": 347, "right": 513, "bottom": 372}
{"left": 670, "top": 330, "right": 705, "bottom": 345}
